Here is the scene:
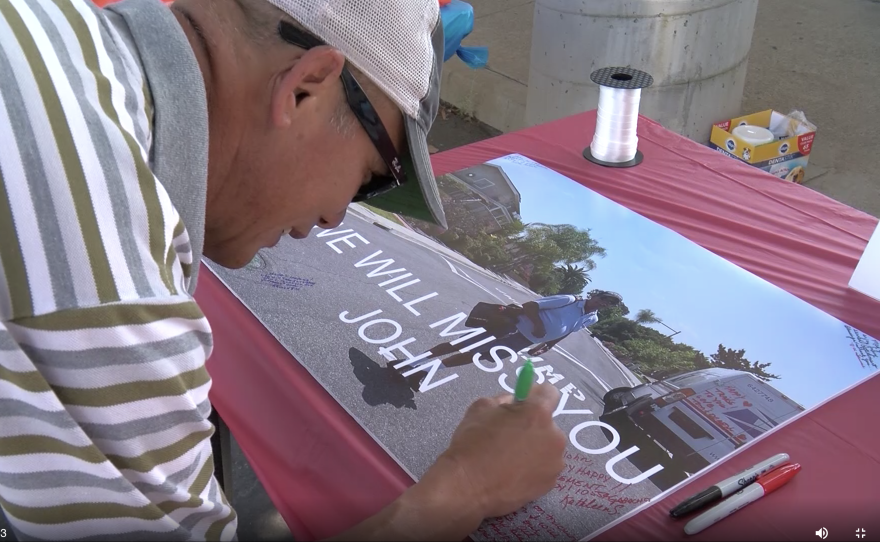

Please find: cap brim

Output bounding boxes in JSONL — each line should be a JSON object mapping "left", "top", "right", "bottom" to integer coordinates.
{"left": 364, "top": 115, "right": 448, "bottom": 230}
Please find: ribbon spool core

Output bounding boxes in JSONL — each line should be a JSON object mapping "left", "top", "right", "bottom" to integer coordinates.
{"left": 583, "top": 67, "right": 654, "bottom": 168}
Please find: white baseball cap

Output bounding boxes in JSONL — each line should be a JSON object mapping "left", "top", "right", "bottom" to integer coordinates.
{"left": 265, "top": 0, "right": 448, "bottom": 229}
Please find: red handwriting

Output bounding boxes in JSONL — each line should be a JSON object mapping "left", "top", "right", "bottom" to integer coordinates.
{"left": 509, "top": 524, "right": 533, "bottom": 542}
{"left": 560, "top": 494, "right": 615, "bottom": 515}
{"left": 549, "top": 455, "right": 655, "bottom": 519}
{"left": 555, "top": 476, "right": 603, "bottom": 494}
{"left": 563, "top": 451, "right": 595, "bottom": 465}
{"left": 475, "top": 520, "right": 506, "bottom": 541}
{"left": 476, "top": 510, "right": 517, "bottom": 541}
{"left": 555, "top": 476, "right": 651, "bottom": 508}
{"left": 560, "top": 464, "right": 613, "bottom": 483}
{"left": 533, "top": 505, "right": 575, "bottom": 540}
{"left": 477, "top": 467, "right": 652, "bottom": 539}
{"left": 560, "top": 493, "right": 651, "bottom": 516}
{"left": 477, "top": 503, "right": 577, "bottom": 541}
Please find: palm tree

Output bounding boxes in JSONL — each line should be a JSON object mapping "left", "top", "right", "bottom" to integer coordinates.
{"left": 635, "top": 309, "right": 661, "bottom": 325}
{"left": 635, "top": 309, "right": 682, "bottom": 339}
{"left": 555, "top": 264, "right": 591, "bottom": 294}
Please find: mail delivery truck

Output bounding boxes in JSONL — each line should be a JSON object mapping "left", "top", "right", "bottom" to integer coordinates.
{"left": 599, "top": 368, "right": 804, "bottom": 490}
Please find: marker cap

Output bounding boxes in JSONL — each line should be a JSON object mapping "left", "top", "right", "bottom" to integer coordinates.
{"left": 514, "top": 358, "right": 535, "bottom": 402}
{"left": 757, "top": 463, "right": 801, "bottom": 494}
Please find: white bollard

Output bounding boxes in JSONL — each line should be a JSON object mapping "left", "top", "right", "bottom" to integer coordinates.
{"left": 526, "top": 0, "right": 759, "bottom": 143}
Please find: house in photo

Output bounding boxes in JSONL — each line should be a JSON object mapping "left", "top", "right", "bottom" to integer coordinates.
{"left": 443, "top": 163, "right": 522, "bottom": 233}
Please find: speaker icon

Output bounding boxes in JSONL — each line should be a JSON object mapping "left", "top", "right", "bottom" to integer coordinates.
{"left": 815, "top": 527, "right": 828, "bottom": 539}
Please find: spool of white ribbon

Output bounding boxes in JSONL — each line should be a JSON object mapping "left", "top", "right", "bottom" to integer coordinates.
{"left": 583, "top": 67, "right": 653, "bottom": 168}
{"left": 590, "top": 86, "right": 643, "bottom": 163}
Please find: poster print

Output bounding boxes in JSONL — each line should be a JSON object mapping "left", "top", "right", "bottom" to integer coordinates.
{"left": 205, "top": 154, "right": 879, "bottom": 541}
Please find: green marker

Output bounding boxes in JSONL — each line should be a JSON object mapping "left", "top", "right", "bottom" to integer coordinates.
{"left": 514, "top": 358, "right": 535, "bottom": 402}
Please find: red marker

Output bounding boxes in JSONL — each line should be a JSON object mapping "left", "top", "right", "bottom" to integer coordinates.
{"left": 684, "top": 463, "right": 801, "bottom": 536}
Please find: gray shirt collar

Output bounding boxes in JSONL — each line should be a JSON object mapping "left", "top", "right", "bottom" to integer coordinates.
{"left": 105, "top": 0, "right": 209, "bottom": 295}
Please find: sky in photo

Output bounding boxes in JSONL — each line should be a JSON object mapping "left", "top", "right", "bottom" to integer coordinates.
{"left": 487, "top": 154, "right": 877, "bottom": 408}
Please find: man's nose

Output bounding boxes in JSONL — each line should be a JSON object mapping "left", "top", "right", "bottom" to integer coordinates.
{"left": 318, "top": 209, "right": 347, "bottom": 229}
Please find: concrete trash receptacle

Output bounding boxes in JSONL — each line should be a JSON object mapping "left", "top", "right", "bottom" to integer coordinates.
{"left": 526, "top": 0, "right": 759, "bottom": 143}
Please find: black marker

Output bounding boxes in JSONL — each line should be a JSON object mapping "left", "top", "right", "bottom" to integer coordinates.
{"left": 669, "top": 453, "right": 789, "bottom": 518}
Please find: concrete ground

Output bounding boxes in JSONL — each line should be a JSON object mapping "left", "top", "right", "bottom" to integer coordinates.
{"left": 445, "top": 0, "right": 880, "bottom": 217}
{"left": 742, "top": 0, "right": 880, "bottom": 215}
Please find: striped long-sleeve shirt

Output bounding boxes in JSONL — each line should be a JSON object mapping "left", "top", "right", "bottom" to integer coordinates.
{"left": 0, "top": 0, "right": 236, "bottom": 538}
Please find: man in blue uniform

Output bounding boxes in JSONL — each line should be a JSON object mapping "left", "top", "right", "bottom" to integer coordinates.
{"left": 397, "top": 291, "right": 623, "bottom": 389}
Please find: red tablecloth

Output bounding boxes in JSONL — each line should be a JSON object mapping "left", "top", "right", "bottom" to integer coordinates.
{"left": 196, "top": 111, "right": 880, "bottom": 542}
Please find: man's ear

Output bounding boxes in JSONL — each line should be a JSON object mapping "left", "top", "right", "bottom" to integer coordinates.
{"left": 270, "top": 47, "right": 347, "bottom": 129}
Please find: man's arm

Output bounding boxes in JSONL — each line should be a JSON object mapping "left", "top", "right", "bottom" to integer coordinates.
{"left": 327, "top": 456, "right": 482, "bottom": 542}
{"left": 532, "top": 295, "right": 578, "bottom": 311}
{"left": 581, "top": 312, "right": 599, "bottom": 329}
{"left": 528, "top": 336, "right": 565, "bottom": 356}
{"left": 0, "top": 7, "right": 233, "bottom": 536}
{"left": 329, "top": 385, "right": 567, "bottom": 542}
{"left": 555, "top": 315, "right": 596, "bottom": 343}
{"left": 0, "top": 297, "right": 237, "bottom": 541}
{"left": 521, "top": 301, "right": 546, "bottom": 338}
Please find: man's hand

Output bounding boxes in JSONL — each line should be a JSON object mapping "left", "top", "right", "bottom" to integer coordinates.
{"left": 522, "top": 301, "right": 546, "bottom": 338}
{"left": 329, "top": 384, "right": 566, "bottom": 541}
{"left": 435, "top": 383, "right": 566, "bottom": 518}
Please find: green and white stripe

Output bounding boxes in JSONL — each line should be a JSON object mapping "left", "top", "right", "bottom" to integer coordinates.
{"left": 0, "top": 0, "right": 234, "bottom": 538}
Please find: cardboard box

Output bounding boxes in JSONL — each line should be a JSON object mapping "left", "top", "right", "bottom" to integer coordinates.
{"left": 709, "top": 110, "right": 817, "bottom": 183}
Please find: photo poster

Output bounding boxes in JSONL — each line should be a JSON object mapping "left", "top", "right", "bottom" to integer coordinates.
{"left": 204, "top": 153, "right": 879, "bottom": 541}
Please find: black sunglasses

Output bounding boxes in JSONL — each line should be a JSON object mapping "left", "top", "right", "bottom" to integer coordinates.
{"left": 277, "top": 21, "right": 408, "bottom": 203}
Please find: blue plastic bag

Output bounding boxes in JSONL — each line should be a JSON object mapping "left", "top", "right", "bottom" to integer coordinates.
{"left": 440, "top": 0, "right": 488, "bottom": 69}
